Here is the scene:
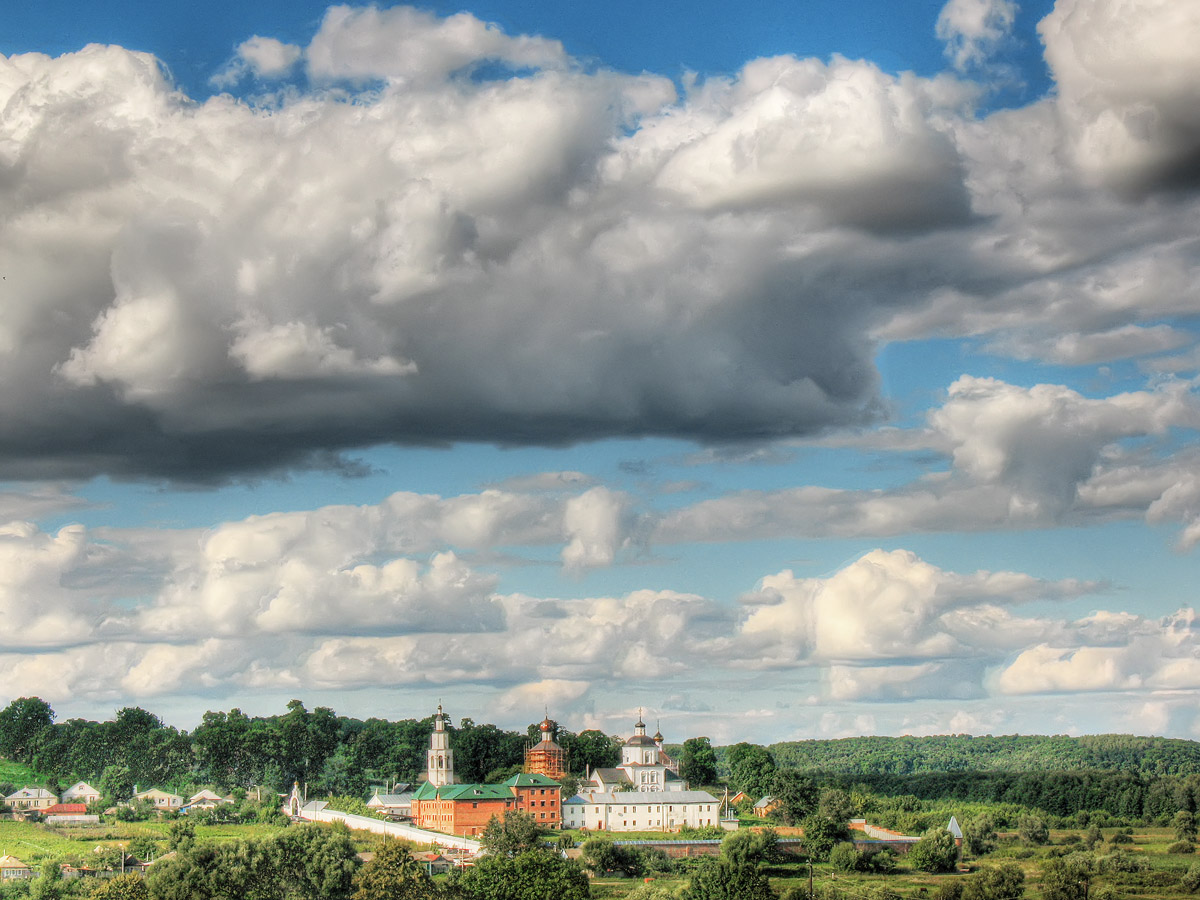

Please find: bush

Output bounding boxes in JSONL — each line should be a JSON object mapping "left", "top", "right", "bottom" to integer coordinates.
{"left": 909, "top": 828, "right": 959, "bottom": 874}
{"left": 863, "top": 847, "right": 897, "bottom": 874}
{"left": 1169, "top": 842, "right": 1196, "bottom": 855}
{"left": 1176, "top": 812, "right": 1199, "bottom": 843}
{"left": 1182, "top": 863, "right": 1200, "bottom": 893}
{"left": 1098, "top": 850, "right": 1147, "bottom": 874}
{"left": 1107, "top": 832, "right": 1133, "bottom": 845}
{"left": 1019, "top": 816, "right": 1050, "bottom": 846}
{"left": 830, "top": 842, "right": 861, "bottom": 873}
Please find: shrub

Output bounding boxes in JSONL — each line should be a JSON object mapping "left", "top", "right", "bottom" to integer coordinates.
{"left": 1183, "top": 863, "right": 1200, "bottom": 894}
{"left": 1169, "top": 842, "right": 1196, "bottom": 855}
{"left": 830, "top": 842, "right": 860, "bottom": 873}
{"left": 1099, "top": 850, "right": 1148, "bottom": 874}
{"left": 909, "top": 828, "right": 959, "bottom": 874}
{"left": 1018, "top": 816, "right": 1050, "bottom": 846}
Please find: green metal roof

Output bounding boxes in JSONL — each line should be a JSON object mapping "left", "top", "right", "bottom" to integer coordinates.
{"left": 502, "top": 773, "right": 560, "bottom": 787}
{"left": 436, "top": 784, "right": 515, "bottom": 801}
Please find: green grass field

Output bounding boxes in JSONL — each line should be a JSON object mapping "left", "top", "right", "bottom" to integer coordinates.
{"left": 578, "top": 826, "right": 1200, "bottom": 900}
{"left": 0, "top": 817, "right": 290, "bottom": 867}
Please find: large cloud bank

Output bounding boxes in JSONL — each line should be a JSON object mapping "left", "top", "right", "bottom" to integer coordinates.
{"left": 0, "top": 1, "right": 1196, "bottom": 479}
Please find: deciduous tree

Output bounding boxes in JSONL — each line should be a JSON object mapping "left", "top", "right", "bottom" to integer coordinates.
{"left": 480, "top": 810, "right": 543, "bottom": 856}
{"left": 1176, "top": 811, "right": 1198, "bottom": 843}
{"left": 454, "top": 850, "right": 587, "bottom": 900}
{"left": 729, "top": 746, "right": 776, "bottom": 798}
{"left": 1018, "top": 815, "right": 1050, "bottom": 846}
{"left": 961, "top": 863, "right": 1024, "bottom": 900}
{"left": 963, "top": 814, "right": 998, "bottom": 856}
{"left": 770, "top": 770, "right": 820, "bottom": 826}
{"left": 681, "top": 857, "right": 773, "bottom": 900}
{"left": 352, "top": 839, "right": 443, "bottom": 900}
{"left": 908, "top": 828, "right": 959, "bottom": 873}
{"left": 680, "top": 738, "right": 718, "bottom": 787}
{"left": 0, "top": 697, "right": 54, "bottom": 764}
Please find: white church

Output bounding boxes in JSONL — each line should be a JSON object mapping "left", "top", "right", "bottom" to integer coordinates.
{"left": 564, "top": 714, "right": 720, "bottom": 832}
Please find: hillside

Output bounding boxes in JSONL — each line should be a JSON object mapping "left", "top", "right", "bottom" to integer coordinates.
{"left": 764, "top": 734, "right": 1200, "bottom": 778}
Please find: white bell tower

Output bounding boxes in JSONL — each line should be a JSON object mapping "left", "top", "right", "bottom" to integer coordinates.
{"left": 426, "top": 704, "right": 455, "bottom": 786}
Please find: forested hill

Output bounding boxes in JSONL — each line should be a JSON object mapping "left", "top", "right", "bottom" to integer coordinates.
{"left": 767, "top": 734, "right": 1200, "bottom": 777}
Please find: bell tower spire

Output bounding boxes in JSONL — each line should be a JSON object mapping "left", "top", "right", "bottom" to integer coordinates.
{"left": 425, "top": 703, "right": 455, "bottom": 786}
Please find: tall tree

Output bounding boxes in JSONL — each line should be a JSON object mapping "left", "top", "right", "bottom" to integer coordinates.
{"left": 0, "top": 697, "right": 54, "bottom": 764}
{"left": 352, "top": 839, "right": 444, "bottom": 900}
{"left": 729, "top": 746, "right": 776, "bottom": 798}
{"left": 769, "top": 770, "right": 819, "bottom": 825}
{"left": 572, "top": 729, "right": 620, "bottom": 774}
{"left": 480, "top": 811, "right": 544, "bottom": 856}
{"left": 680, "top": 737, "right": 718, "bottom": 787}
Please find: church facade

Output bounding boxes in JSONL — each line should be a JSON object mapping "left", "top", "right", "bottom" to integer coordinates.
{"left": 568, "top": 714, "right": 719, "bottom": 832}
{"left": 584, "top": 714, "right": 683, "bottom": 793}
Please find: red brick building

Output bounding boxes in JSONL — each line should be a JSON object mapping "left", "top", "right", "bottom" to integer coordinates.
{"left": 411, "top": 773, "right": 561, "bottom": 837}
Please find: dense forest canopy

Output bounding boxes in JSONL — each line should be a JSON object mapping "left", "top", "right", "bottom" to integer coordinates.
{"left": 766, "top": 734, "right": 1200, "bottom": 777}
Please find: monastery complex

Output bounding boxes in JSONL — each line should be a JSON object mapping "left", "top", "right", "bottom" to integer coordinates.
{"left": 406, "top": 706, "right": 721, "bottom": 838}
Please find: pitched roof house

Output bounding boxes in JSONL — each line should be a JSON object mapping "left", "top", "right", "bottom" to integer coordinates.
{"left": 366, "top": 788, "right": 413, "bottom": 818}
{"left": 0, "top": 856, "right": 31, "bottom": 880}
{"left": 5, "top": 787, "right": 57, "bottom": 810}
{"left": 133, "top": 788, "right": 183, "bottom": 809}
{"left": 61, "top": 782, "right": 102, "bottom": 804}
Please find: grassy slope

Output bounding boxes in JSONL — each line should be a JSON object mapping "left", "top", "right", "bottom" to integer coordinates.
{"left": 0, "top": 759, "right": 47, "bottom": 787}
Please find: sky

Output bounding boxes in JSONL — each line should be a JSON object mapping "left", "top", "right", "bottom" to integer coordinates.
{"left": 1, "top": 0, "right": 1199, "bottom": 746}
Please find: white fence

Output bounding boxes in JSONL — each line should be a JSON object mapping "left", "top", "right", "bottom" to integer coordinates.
{"left": 297, "top": 802, "right": 482, "bottom": 853}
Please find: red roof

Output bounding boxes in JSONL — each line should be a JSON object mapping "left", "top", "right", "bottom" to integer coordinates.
{"left": 44, "top": 803, "right": 88, "bottom": 815}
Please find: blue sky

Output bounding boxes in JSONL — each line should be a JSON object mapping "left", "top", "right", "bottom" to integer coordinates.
{"left": 1, "top": 0, "right": 1199, "bottom": 746}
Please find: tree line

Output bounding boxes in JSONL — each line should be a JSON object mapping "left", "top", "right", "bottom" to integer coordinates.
{"left": 766, "top": 733, "right": 1200, "bottom": 777}
{"left": 0, "top": 697, "right": 623, "bottom": 800}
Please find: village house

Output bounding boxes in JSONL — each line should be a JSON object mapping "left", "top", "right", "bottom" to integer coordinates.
{"left": 61, "top": 782, "right": 101, "bottom": 804}
{"left": 42, "top": 802, "right": 98, "bottom": 825}
{"left": 5, "top": 787, "right": 57, "bottom": 811}
{"left": 133, "top": 788, "right": 183, "bottom": 809}
{"left": 181, "top": 790, "right": 231, "bottom": 815}
{"left": 0, "top": 856, "right": 31, "bottom": 880}
{"left": 412, "top": 851, "right": 454, "bottom": 875}
{"left": 754, "top": 795, "right": 781, "bottom": 816}
{"left": 366, "top": 785, "right": 413, "bottom": 819}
